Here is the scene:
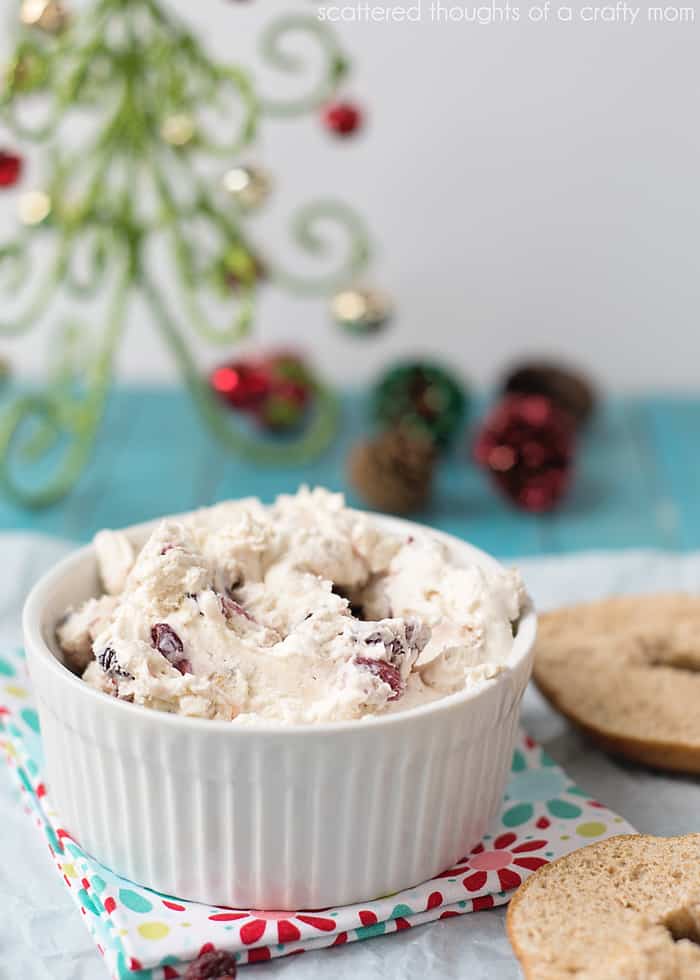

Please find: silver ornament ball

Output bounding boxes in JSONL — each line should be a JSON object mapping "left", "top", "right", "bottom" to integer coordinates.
{"left": 331, "top": 286, "right": 393, "bottom": 335}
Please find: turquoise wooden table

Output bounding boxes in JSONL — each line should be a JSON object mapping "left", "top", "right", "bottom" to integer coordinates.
{"left": 0, "top": 388, "right": 697, "bottom": 558}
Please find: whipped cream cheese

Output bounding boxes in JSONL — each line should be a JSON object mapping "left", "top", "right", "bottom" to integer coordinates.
{"left": 57, "top": 488, "right": 525, "bottom": 723}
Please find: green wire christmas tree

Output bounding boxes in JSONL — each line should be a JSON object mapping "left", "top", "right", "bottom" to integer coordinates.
{"left": 0, "top": 0, "right": 385, "bottom": 508}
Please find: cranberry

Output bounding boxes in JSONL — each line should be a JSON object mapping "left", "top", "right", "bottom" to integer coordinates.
{"left": 151, "top": 623, "right": 190, "bottom": 674}
{"left": 355, "top": 656, "right": 404, "bottom": 700}
{"left": 151, "top": 623, "right": 183, "bottom": 656}
{"left": 220, "top": 594, "right": 254, "bottom": 622}
{"left": 97, "top": 647, "right": 132, "bottom": 679}
{"left": 365, "top": 632, "right": 404, "bottom": 660}
{"left": 185, "top": 949, "right": 237, "bottom": 980}
{"left": 98, "top": 647, "right": 118, "bottom": 672}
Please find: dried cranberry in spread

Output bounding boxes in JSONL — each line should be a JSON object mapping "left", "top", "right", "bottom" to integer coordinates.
{"left": 56, "top": 488, "right": 524, "bottom": 723}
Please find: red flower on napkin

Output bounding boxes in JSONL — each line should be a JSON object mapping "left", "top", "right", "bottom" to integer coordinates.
{"left": 437, "top": 832, "right": 549, "bottom": 893}
{"left": 209, "top": 909, "right": 337, "bottom": 945}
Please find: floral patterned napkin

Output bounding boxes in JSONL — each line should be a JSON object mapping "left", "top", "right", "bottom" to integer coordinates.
{"left": 0, "top": 647, "right": 635, "bottom": 979}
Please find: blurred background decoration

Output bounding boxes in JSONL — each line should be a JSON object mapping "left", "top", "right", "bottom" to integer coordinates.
{"left": 0, "top": 0, "right": 389, "bottom": 508}
{"left": 350, "top": 358, "right": 594, "bottom": 517}
{"left": 348, "top": 360, "right": 467, "bottom": 514}
{"left": 0, "top": 1, "right": 696, "bottom": 550}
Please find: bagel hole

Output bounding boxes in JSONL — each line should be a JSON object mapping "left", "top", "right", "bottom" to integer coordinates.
{"left": 331, "top": 583, "right": 366, "bottom": 620}
{"left": 663, "top": 907, "right": 700, "bottom": 945}
{"left": 647, "top": 648, "right": 700, "bottom": 673}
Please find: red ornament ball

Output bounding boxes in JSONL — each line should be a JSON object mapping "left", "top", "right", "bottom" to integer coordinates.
{"left": 210, "top": 351, "right": 315, "bottom": 431}
{"left": 473, "top": 394, "right": 576, "bottom": 512}
{"left": 210, "top": 361, "right": 270, "bottom": 410}
{"left": 0, "top": 150, "right": 23, "bottom": 188}
{"left": 322, "top": 100, "right": 363, "bottom": 136}
{"left": 185, "top": 948, "right": 237, "bottom": 979}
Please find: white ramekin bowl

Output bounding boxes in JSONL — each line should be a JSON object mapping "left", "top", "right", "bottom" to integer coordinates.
{"left": 23, "top": 513, "right": 536, "bottom": 911}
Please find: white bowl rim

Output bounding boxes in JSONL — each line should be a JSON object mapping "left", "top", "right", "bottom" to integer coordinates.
{"left": 23, "top": 509, "right": 536, "bottom": 737}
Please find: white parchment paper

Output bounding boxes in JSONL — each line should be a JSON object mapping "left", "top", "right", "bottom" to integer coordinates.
{"left": 2, "top": 536, "right": 699, "bottom": 980}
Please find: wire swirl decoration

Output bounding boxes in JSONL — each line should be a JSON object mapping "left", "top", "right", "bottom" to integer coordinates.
{"left": 0, "top": 0, "right": 373, "bottom": 507}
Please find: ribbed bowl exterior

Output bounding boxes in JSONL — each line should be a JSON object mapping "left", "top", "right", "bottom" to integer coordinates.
{"left": 24, "top": 515, "right": 535, "bottom": 910}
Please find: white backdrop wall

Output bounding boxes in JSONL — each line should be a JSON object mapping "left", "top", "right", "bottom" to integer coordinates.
{"left": 1, "top": 0, "right": 699, "bottom": 391}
